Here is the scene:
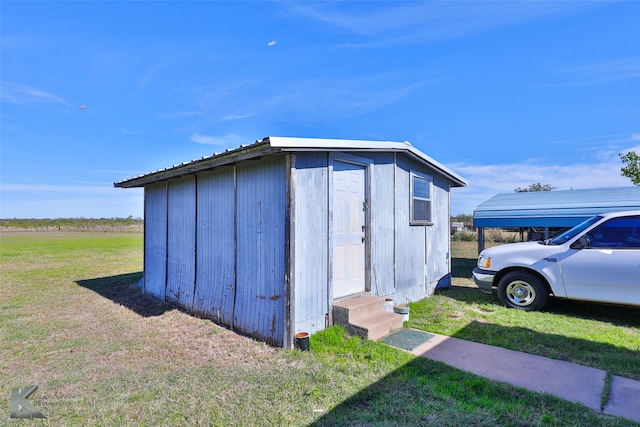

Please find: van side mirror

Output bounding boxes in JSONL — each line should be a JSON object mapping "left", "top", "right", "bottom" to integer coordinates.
{"left": 571, "top": 235, "right": 591, "bottom": 250}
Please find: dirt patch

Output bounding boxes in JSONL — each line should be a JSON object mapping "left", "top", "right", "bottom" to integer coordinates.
{"left": 447, "top": 310, "right": 465, "bottom": 320}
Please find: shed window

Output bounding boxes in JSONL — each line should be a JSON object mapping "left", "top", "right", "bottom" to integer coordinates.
{"left": 411, "top": 173, "right": 432, "bottom": 225}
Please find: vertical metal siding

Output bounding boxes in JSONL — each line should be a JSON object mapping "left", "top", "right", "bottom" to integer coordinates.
{"left": 346, "top": 151, "right": 451, "bottom": 300}
{"left": 293, "top": 152, "right": 329, "bottom": 334}
{"left": 144, "top": 182, "right": 168, "bottom": 300}
{"left": 193, "top": 167, "right": 236, "bottom": 325}
{"left": 426, "top": 174, "right": 453, "bottom": 290}
{"left": 367, "top": 153, "right": 397, "bottom": 297}
{"left": 234, "top": 157, "right": 286, "bottom": 346}
{"left": 166, "top": 176, "right": 197, "bottom": 308}
{"left": 393, "top": 157, "right": 427, "bottom": 292}
{"left": 138, "top": 149, "right": 455, "bottom": 346}
{"left": 397, "top": 154, "right": 451, "bottom": 296}
{"left": 284, "top": 155, "right": 294, "bottom": 348}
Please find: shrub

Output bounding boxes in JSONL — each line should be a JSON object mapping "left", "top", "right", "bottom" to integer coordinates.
{"left": 484, "top": 228, "right": 518, "bottom": 243}
{"left": 452, "top": 231, "right": 476, "bottom": 242}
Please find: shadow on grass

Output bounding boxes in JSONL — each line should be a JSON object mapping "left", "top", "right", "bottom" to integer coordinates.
{"left": 425, "top": 287, "right": 640, "bottom": 380}
{"left": 309, "top": 356, "right": 520, "bottom": 426}
{"left": 440, "top": 285, "right": 640, "bottom": 329}
{"left": 308, "top": 328, "right": 631, "bottom": 426}
{"left": 451, "top": 320, "right": 640, "bottom": 379}
{"left": 451, "top": 257, "right": 476, "bottom": 279}
{"left": 76, "top": 272, "right": 173, "bottom": 317}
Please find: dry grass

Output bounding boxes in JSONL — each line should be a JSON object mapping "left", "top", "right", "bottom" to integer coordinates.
{"left": 1, "top": 232, "right": 294, "bottom": 425}
{"left": 1, "top": 232, "right": 635, "bottom": 426}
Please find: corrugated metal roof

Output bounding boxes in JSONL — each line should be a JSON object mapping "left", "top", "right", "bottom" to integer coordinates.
{"left": 114, "top": 136, "right": 467, "bottom": 188}
{"left": 473, "top": 186, "right": 640, "bottom": 227}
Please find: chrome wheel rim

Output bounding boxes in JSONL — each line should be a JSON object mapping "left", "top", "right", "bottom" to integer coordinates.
{"left": 505, "top": 280, "right": 536, "bottom": 307}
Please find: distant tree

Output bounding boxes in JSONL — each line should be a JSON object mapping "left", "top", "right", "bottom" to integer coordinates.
{"left": 620, "top": 150, "right": 640, "bottom": 185}
{"left": 514, "top": 183, "right": 557, "bottom": 192}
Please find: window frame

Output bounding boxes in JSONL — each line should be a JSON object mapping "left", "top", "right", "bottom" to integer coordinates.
{"left": 585, "top": 215, "right": 640, "bottom": 249}
{"left": 410, "top": 172, "right": 433, "bottom": 225}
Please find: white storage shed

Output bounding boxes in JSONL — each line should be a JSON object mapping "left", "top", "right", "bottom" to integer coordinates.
{"left": 115, "top": 137, "right": 467, "bottom": 348}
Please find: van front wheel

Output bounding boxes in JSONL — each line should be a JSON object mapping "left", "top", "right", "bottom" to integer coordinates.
{"left": 497, "top": 271, "right": 548, "bottom": 311}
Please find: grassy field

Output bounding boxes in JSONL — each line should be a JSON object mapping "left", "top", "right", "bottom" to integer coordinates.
{"left": 413, "top": 241, "right": 640, "bottom": 381}
{"left": 1, "top": 232, "right": 637, "bottom": 426}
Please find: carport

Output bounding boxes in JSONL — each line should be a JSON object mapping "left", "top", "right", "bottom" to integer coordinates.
{"left": 473, "top": 186, "right": 640, "bottom": 251}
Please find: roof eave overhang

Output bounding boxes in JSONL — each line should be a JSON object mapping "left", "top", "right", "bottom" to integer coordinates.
{"left": 114, "top": 136, "right": 468, "bottom": 189}
{"left": 114, "top": 141, "right": 274, "bottom": 188}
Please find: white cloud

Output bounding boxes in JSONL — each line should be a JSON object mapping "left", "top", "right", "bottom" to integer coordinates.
{"left": 188, "top": 73, "right": 440, "bottom": 123}
{"left": 120, "top": 128, "right": 143, "bottom": 136}
{"left": 0, "top": 81, "right": 72, "bottom": 106}
{"left": 569, "top": 57, "right": 640, "bottom": 83}
{"left": 281, "top": 2, "right": 601, "bottom": 47}
{"left": 274, "top": 76, "right": 437, "bottom": 120}
{"left": 449, "top": 159, "right": 634, "bottom": 216}
{"left": 536, "top": 57, "right": 640, "bottom": 87}
{"left": 190, "top": 133, "right": 246, "bottom": 147}
{"left": 268, "top": 40, "right": 277, "bottom": 47}
{"left": 220, "top": 113, "right": 252, "bottom": 121}
{"left": 158, "top": 110, "right": 204, "bottom": 120}
{"left": 621, "top": 145, "right": 640, "bottom": 155}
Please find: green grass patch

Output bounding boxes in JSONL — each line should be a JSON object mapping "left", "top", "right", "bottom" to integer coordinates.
{"left": 1, "top": 232, "right": 637, "bottom": 426}
{"left": 408, "top": 288, "right": 640, "bottom": 380}
{"left": 414, "top": 241, "right": 640, "bottom": 381}
{"left": 309, "top": 327, "right": 631, "bottom": 426}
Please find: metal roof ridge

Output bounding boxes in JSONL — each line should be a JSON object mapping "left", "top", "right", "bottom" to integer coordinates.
{"left": 115, "top": 136, "right": 467, "bottom": 188}
{"left": 267, "top": 136, "right": 467, "bottom": 186}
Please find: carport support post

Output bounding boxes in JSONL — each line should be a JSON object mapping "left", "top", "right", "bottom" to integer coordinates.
{"left": 478, "top": 227, "right": 485, "bottom": 253}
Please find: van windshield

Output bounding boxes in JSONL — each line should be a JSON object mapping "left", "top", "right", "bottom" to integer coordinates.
{"left": 546, "top": 216, "right": 603, "bottom": 245}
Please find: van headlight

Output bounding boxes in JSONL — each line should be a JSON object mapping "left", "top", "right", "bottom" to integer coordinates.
{"left": 477, "top": 255, "right": 492, "bottom": 269}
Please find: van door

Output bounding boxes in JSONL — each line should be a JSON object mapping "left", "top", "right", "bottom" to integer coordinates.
{"left": 560, "top": 215, "right": 640, "bottom": 305}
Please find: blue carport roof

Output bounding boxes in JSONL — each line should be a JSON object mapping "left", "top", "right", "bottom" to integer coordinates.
{"left": 473, "top": 186, "right": 640, "bottom": 228}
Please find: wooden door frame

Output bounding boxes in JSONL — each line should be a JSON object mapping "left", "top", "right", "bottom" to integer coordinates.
{"left": 327, "top": 153, "right": 373, "bottom": 320}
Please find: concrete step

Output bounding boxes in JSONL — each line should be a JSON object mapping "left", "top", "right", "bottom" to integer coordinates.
{"left": 333, "top": 295, "right": 385, "bottom": 325}
{"left": 333, "top": 295, "right": 404, "bottom": 340}
{"left": 350, "top": 311, "right": 405, "bottom": 341}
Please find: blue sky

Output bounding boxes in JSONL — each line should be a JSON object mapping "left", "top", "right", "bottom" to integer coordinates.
{"left": 2, "top": 1, "right": 639, "bottom": 218}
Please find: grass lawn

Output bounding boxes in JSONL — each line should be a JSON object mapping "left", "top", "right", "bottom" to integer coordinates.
{"left": 0, "top": 232, "right": 637, "bottom": 426}
{"left": 416, "top": 241, "right": 640, "bottom": 381}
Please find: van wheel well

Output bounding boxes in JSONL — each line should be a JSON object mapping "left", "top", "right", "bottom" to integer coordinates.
{"left": 494, "top": 268, "right": 552, "bottom": 294}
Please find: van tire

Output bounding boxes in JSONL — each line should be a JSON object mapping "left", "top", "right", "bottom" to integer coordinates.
{"left": 497, "top": 271, "right": 548, "bottom": 311}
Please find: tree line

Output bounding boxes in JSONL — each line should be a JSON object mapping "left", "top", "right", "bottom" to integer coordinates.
{"left": 0, "top": 217, "right": 143, "bottom": 231}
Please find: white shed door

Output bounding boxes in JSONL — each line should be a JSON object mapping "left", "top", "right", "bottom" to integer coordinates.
{"left": 333, "top": 161, "right": 366, "bottom": 299}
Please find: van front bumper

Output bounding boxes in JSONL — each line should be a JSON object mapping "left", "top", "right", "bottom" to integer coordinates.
{"left": 472, "top": 268, "right": 496, "bottom": 294}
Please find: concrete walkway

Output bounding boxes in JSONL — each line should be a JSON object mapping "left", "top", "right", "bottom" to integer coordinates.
{"left": 408, "top": 332, "right": 640, "bottom": 423}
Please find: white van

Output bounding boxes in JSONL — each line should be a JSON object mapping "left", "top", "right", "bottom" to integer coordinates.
{"left": 473, "top": 211, "right": 640, "bottom": 310}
